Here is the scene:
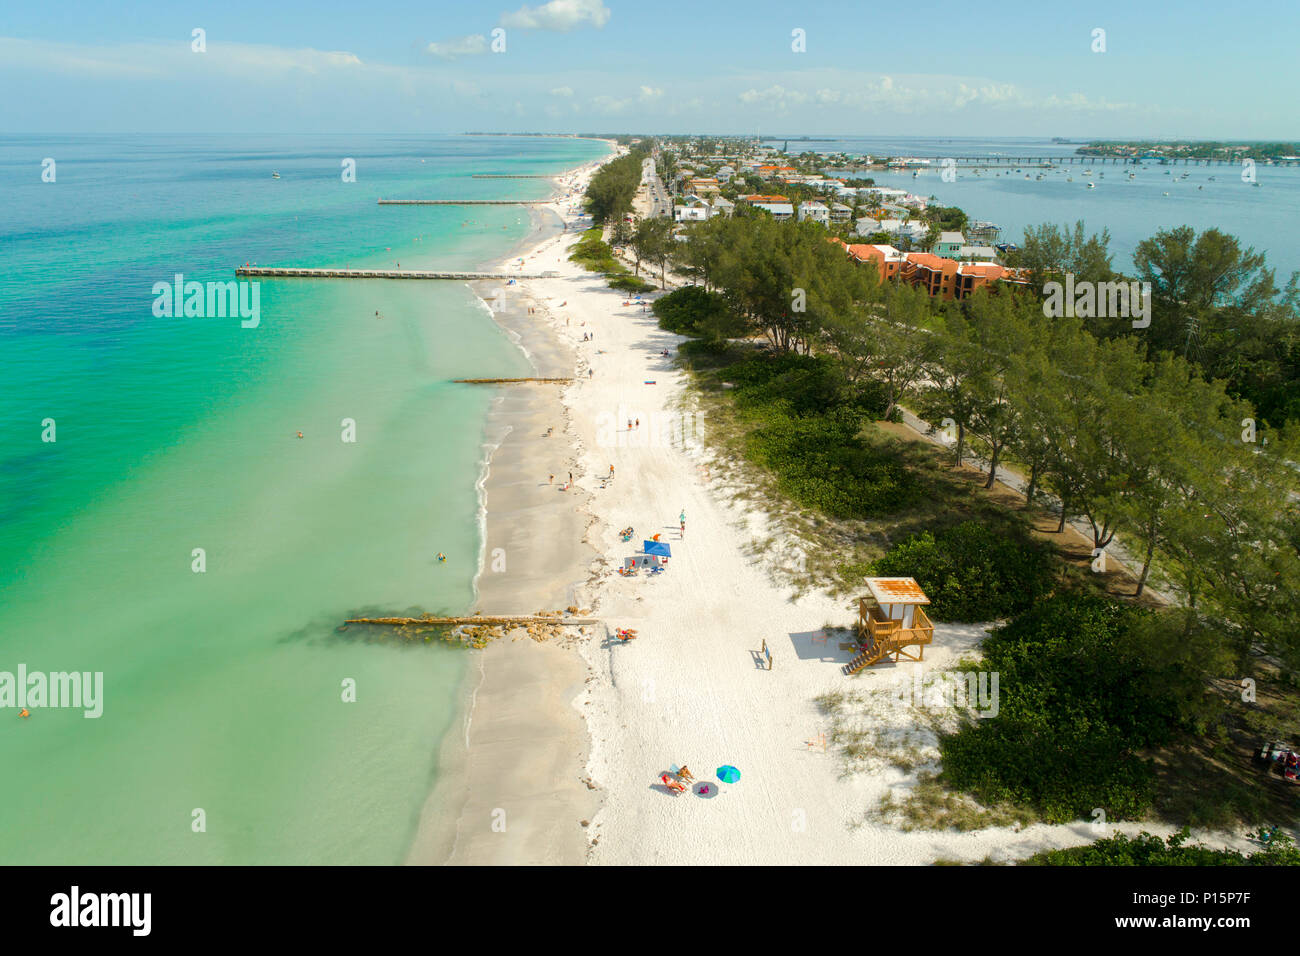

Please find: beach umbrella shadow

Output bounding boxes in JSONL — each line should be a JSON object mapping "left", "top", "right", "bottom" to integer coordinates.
{"left": 693, "top": 782, "right": 718, "bottom": 798}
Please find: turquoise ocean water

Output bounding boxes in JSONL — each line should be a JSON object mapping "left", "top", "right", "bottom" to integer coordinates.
{"left": 0, "top": 134, "right": 607, "bottom": 863}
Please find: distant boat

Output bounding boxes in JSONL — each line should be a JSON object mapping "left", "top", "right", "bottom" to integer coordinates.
{"left": 1163, "top": 191, "right": 1170, "bottom": 196}
{"left": 1087, "top": 182, "right": 1096, "bottom": 189}
{"left": 272, "top": 171, "right": 280, "bottom": 179}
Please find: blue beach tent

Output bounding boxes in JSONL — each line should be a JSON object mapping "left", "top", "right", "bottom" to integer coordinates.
{"left": 643, "top": 541, "right": 672, "bottom": 558}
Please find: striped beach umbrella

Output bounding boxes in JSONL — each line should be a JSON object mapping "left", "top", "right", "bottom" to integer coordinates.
{"left": 716, "top": 765, "right": 741, "bottom": 784}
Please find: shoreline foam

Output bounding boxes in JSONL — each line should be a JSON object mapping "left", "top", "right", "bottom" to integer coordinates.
{"left": 405, "top": 148, "right": 614, "bottom": 865}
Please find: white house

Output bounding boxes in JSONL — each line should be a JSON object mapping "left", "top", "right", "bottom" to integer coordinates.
{"left": 855, "top": 217, "right": 882, "bottom": 237}
{"left": 859, "top": 186, "right": 909, "bottom": 203}
{"left": 674, "top": 198, "right": 711, "bottom": 222}
{"left": 830, "top": 202, "right": 854, "bottom": 223}
{"left": 709, "top": 195, "right": 735, "bottom": 217}
{"left": 752, "top": 201, "right": 794, "bottom": 220}
{"left": 743, "top": 195, "right": 795, "bottom": 220}
{"left": 797, "top": 201, "right": 830, "bottom": 224}
{"left": 933, "top": 232, "right": 966, "bottom": 257}
{"left": 957, "top": 244, "right": 999, "bottom": 262}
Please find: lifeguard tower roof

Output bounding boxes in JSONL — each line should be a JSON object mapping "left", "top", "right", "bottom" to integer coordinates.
{"left": 863, "top": 577, "right": 930, "bottom": 606}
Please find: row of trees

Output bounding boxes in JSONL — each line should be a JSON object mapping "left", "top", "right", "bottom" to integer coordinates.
{"left": 583, "top": 146, "right": 649, "bottom": 225}
{"left": 1010, "top": 222, "right": 1300, "bottom": 427}
{"left": 667, "top": 215, "right": 1300, "bottom": 673}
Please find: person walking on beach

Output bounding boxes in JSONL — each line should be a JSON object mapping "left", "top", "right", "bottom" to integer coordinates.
{"left": 549, "top": 474, "right": 554, "bottom": 485}
{"left": 680, "top": 509, "right": 686, "bottom": 537}
{"left": 609, "top": 464, "right": 614, "bottom": 478}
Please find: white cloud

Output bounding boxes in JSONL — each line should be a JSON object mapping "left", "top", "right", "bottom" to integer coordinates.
{"left": 589, "top": 93, "right": 631, "bottom": 114}
{"left": 737, "top": 72, "right": 1137, "bottom": 116}
{"left": 738, "top": 85, "right": 808, "bottom": 111}
{"left": 549, "top": 85, "right": 574, "bottom": 96}
{"left": 0, "top": 36, "right": 364, "bottom": 77}
{"left": 427, "top": 34, "right": 488, "bottom": 59}
{"left": 500, "top": 0, "right": 611, "bottom": 31}
{"left": 639, "top": 85, "right": 662, "bottom": 100}
{"left": 214, "top": 45, "right": 363, "bottom": 74}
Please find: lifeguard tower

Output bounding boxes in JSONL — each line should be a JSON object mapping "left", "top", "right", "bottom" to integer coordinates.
{"left": 843, "top": 576, "right": 935, "bottom": 675}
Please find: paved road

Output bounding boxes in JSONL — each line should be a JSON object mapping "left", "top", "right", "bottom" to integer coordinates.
{"left": 642, "top": 156, "right": 669, "bottom": 219}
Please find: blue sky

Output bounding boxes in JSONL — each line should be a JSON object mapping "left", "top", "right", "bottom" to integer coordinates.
{"left": 2, "top": 0, "right": 1297, "bottom": 136}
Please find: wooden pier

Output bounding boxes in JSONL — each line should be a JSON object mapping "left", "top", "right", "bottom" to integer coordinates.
{"left": 345, "top": 615, "right": 598, "bottom": 627}
{"left": 376, "top": 198, "right": 550, "bottom": 205}
{"left": 234, "top": 267, "right": 555, "bottom": 280}
{"left": 851, "top": 155, "right": 1300, "bottom": 169}
{"left": 453, "top": 377, "right": 573, "bottom": 385}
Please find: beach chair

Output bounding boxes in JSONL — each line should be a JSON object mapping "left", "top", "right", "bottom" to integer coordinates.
{"left": 661, "top": 774, "right": 686, "bottom": 794}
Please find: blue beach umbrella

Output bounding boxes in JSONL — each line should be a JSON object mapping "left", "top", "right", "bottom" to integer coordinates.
{"left": 716, "top": 765, "right": 740, "bottom": 784}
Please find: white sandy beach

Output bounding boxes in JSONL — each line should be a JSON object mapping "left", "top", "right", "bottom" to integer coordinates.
{"left": 416, "top": 148, "right": 1261, "bottom": 866}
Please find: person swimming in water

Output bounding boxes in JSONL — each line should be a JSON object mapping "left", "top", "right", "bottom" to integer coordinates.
{"left": 437, "top": 552, "right": 446, "bottom": 564}
{"left": 297, "top": 431, "right": 303, "bottom": 439}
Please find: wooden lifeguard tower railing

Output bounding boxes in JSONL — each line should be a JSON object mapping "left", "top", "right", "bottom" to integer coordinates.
{"left": 843, "top": 576, "right": 935, "bottom": 675}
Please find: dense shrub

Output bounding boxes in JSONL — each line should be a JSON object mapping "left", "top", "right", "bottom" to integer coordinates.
{"left": 652, "top": 285, "right": 747, "bottom": 342}
{"left": 569, "top": 230, "right": 624, "bottom": 274}
{"left": 1022, "top": 828, "right": 1300, "bottom": 866}
{"left": 939, "top": 595, "right": 1194, "bottom": 823}
{"left": 726, "top": 352, "right": 887, "bottom": 417}
{"left": 746, "top": 406, "right": 920, "bottom": 519}
{"left": 607, "top": 274, "right": 654, "bottom": 293}
{"left": 698, "top": 352, "right": 913, "bottom": 518}
{"left": 867, "top": 520, "right": 1055, "bottom": 622}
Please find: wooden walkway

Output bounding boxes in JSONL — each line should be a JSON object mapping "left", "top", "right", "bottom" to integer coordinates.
{"left": 453, "top": 377, "right": 573, "bottom": 385}
{"left": 234, "top": 267, "right": 555, "bottom": 280}
{"left": 345, "top": 615, "right": 598, "bottom": 627}
{"left": 376, "top": 199, "right": 550, "bottom": 205}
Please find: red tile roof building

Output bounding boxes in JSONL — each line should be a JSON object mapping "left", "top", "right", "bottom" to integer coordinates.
{"left": 832, "top": 238, "right": 1030, "bottom": 300}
